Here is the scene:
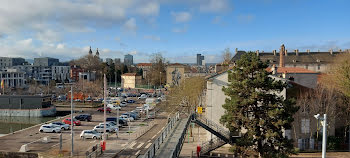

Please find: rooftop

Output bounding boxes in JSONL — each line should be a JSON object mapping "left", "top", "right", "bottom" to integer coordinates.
{"left": 136, "top": 63, "right": 152, "bottom": 67}
{"left": 121, "top": 73, "right": 138, "bottom": 76}
{"left": 266, "top": 67, "right": 318, "bottom": 74}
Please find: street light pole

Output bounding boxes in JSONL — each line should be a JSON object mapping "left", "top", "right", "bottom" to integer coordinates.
{"left": 103, "top": 74, "right": 107, "bottom": 138}
{"left": 322, "top": 114, "right": 327, "bottom": 158}
{"left": 70, "top": 86, "right": 74, "bottom": 157}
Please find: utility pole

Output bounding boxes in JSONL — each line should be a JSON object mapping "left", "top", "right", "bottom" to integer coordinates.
{"left": 322, "top": 114, "right": 327, "bottom": 158}
{"left": 103, "top": 74, "right": 107, "bottom": 138}
{"left": 70, "top": 86, "right": 74, "bottom": 157}
{"left": 115, "top": 72, "right": 117, "bottom": 95}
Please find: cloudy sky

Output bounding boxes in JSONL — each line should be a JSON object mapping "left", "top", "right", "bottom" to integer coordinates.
{"left": 0, "top": 0, "right": 349, "bottom": 63}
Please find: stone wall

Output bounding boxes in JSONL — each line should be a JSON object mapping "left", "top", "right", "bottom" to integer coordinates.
{"left": 0, "top": 106, "right": 56, "bottom": 117}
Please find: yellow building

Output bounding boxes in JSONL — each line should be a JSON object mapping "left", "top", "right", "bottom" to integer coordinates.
{"left": 121, "top": 73, "right": 141, "bottom": 88}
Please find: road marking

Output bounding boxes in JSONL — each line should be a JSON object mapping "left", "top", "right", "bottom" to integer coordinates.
{"left": 136, "top": 142, "right": 144, "bottom": 149}
{"left": 129, "top": 142, "right": 137, "bottom": 149}
{"left": 144, "top": 143, "right": 152, "bottom": 149}
{"left": 147, "top": 140, "right": 151, "bottom": 143}
{"left": 121, "top": 143, "right": 127, "bottom": 147}
{"left": 161, "top": 127, "right": 165, "bottom": 130}
{"left": 157, "top": 131, "right": 161, "bottom": 134}
{"left": 90, "top": 140, "right": 97, "bottom": 144}
{"left": 151, "top": 135, "right": 156, "bottom": 139}
{"left": 135, "top": 150, "right": 141, "bottom": 156}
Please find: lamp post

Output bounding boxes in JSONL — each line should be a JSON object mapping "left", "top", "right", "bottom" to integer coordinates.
{"left": 314, "top": 114, "right": 327, "bottom": 158}
{"left": 70, "top": 86, "right": 74, "bottom": 157}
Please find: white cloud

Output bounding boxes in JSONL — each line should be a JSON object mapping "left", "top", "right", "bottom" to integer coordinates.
{"left": 123, "top": 18, "right": 137, "bottom": 32}
{"left": 199, "top": 0, "right": 232, "bottom": 13}
{"left": 171, "top": 11, "right": 192, "bottom": 23}
{"left": 172, "top": 25, "right": 188, "bottom": 33}
{"left": 135, "top": 1, "right": 160, "bottom": 16}
{"left": 237, "top": 14, "right": 255, "bottom": 24}
{"left": 56, "top": 43, "right": 65, "bottom": 49}
{"left": 17, "top": 38, "right": 33, "bottom": 47}
{"left": 144, "top": 35, "right": 161, "bottom": 41}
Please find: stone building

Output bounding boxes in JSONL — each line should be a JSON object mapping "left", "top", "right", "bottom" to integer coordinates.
{"left": 166, "top": 63, "right": 185, "bottom": 86}
{"left": 136, "top": 63, "right": 152, "bottom": 79}
{"left": 70, "top": 65, "right": 83, "bottom": 82}
{"left": 232, "top": 45, "right": 345, "bottom": 73}
{"left": 121, "top": 73, "right": 141, "bottom": 88}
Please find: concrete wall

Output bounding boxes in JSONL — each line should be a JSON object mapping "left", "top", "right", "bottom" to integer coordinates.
{"left": 284, "top": 63, "right": 328, "bottom": 73}
{"left": 0, "top": 106, "right": 56, "bottom": 117}
{"left": 205, "top": 72, "right": 229, "bottom": 141}
{"left": 0, "top": 152, "right": 38, "bottom": 158}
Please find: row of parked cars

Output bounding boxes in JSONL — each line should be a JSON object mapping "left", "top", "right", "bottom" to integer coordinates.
{"left": 39, "top": 114, "right": 92, "bottom": 133}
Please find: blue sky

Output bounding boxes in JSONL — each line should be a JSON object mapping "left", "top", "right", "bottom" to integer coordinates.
{"left": 0, "top": 0, "right": 349, "bottom": 63}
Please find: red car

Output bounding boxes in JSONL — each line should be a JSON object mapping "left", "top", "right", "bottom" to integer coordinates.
{"left": 97, "top": 107, "right": 111, "bottom": 113}
{"left": 62, "top": 118, "right": 81, "bottom": 126}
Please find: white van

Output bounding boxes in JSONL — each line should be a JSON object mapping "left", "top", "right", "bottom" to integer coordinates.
{"left": 107, "top": 104, "right": 121, "bottom": 110}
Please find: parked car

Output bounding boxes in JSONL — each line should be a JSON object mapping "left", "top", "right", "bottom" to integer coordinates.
{"left": 80, "top": 130, "right": 102, "bottom": 139}
{"left": 120, "top": 114, "right": 134, "bottom": 121}
{"left": 123, "top": 112, "right": 138, "bottom": 120}
{"left": 74, "top": 99, "right": 81, "bottom": 102}
{"left": 39, "top": 124, "right": 61, "bottom": 133}
{"left": 107, "top": 104, "right": 121, "bottom": 110}
{"left": 99, "top": 122, "right": 119, "bottom": 132}
{"left": 106, "top": 117, "right": 128, "bottom": 126}
{"left": 93, "top": 125, "right": 114, "bottom": 133}
{"left": 135, "top": 107, "right": 144, "bottom": 113}
{"left": 97, "top": 107, "right": 111, "bottom": 113}
{"left": 138, "top": 94, "right": 147, "bottom": 99}
{"left": 49, "top": 122, "right": 70, "bottom": 130}
{"left": 120, "top": 102, "right": 127, "bottom": 107}
{"left": 62, "top": 118, "right": 81, "bottom": 126}
{"left": 106, "top": 121, "right": 121, "bottom": 128}
{"left": 127, "top": 100, "right": 136, "bottom": 103}
{"left": 75, "top": 114, "right": 92, "bottom": 121}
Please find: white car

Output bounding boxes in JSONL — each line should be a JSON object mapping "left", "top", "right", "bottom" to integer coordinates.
{"left": 120, "top": 115, "right": 134, "bottom": 121}
{"left": 49, "top": 122, "right": 70, "bottom": 130}
{"left": 120, "top": 102, "right": 127, "bottom": 107}
{"left": 80, "top": 130, "right": 102, "bottom": 139}
{"left": 135, "top": 107, "right": 144, "bottom": 113}
{"left": 138, "top": 94, "right": 147, "bottom": 99}
{"left": 39, "top": 124, "right": 61, "bottom": 133}
{"left": 99, "top": 122, "right": 119, "bottom": 132}
{"left": 93, "top": 125, "right": 114, "bottom": 133}
{"left": 107, "top": 104, "right": 121, "bottom": 110}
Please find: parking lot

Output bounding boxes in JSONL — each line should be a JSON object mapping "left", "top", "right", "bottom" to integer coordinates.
{"left": 0, "top": 97, "right": 162, "bottom": 157}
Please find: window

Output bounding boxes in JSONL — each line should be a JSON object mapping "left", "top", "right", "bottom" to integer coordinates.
{"left": 305, "top": 65, "right": 309, "bottom": 69}
{"left": 318, "top": 65, "right": 321, "bottom": 70}
{"left": 301, "top": 119, "right": 310, "bottom": 134}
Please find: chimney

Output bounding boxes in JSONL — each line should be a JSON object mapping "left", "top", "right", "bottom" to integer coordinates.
{"left": 256, "top": 50, "right": 259, "bottom": 56}
{"left": 282, "top": 71, "right": 287, "bottom": 79}
{"left": 279, "top": 44, "right": 285, "bottom": 67}
{"left": 307, "top": 49, "right": 310, "bottom": 54}
{"left": 330, "top": 49, "right": 333, "bottom": 55}
{"left": 285, "top": 49, "right": 288, "bottom": 56}
{"left": 295, "top": 49, "right": 299, "bottom": 56}
{"left": 273, "top": 50, "right": 276, "bottom": 56}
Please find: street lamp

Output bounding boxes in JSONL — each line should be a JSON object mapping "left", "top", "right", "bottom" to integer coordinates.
{"left": 314, "top": 114, "right": 327, "bottom": 158}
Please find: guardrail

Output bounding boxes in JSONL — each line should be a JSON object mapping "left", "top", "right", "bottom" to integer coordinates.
{"left": 138, "top": 112, "right": 180, "bottom": 158}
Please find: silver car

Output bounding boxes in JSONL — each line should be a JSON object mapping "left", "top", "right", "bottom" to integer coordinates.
{"left": 93, "top": 125, "right": 114, "bottom": 133}
{"left": 49, "top": 122, "right": 70, "bottom": 130}
{"left": 80, "top": 130, "right": 102, "bottom": 139}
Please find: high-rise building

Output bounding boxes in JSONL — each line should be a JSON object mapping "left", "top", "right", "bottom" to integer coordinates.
{"left": 114, "top": 58, "right": 121, "bottom": 65}
{"left": 124, "top": 54, "right": 133, "bottom": 66}
{"left": 34, "top": 57, "right": 59, "bottom": 66}
{"left": 196, "top": 54, "right": 204, "bottom": 65}
{"left": 0, "top": 57, "right": 26, "bottom": 69}
{"left": 106, "top": 58, "right": 113, "bottom": 65}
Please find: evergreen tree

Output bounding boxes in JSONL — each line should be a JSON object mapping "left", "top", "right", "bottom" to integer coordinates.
{"left": 221, "top": 52, "right": 299, "bottom": 158}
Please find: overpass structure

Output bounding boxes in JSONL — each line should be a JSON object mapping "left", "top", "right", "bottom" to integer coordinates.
{"left": 138, "top": 113, "right": 240, "bottom": 158}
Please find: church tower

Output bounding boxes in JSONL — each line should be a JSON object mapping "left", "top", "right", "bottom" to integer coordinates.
{"left": 279, "top": 44, "right": 285, "bottom": 67}
{"left": 95, "top": 48, "right": 100, "bottom": 57}
{"left": 89, "top": 46, "right": 93, "bottom": 55}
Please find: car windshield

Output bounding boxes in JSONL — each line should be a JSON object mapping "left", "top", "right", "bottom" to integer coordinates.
{"left": 91, "top": 130, "right": 98, "bottom": 134}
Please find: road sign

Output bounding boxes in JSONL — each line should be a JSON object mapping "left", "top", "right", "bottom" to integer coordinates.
{"left": 197, "top": 107, "right": 202, "bottom": 114}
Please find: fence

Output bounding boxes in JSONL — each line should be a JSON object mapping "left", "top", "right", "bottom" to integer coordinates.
{"left": 85, "top": 144, "right": 103, "bottom": 158}
{"left": 139, "top": 113, "right": 181, "bottom": 158}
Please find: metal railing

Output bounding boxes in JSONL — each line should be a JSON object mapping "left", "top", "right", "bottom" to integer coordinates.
{"left": 200, "top": 137, "right": 226, "bottom": 154}
{"left": 194, "top": 114, "right": 230, "bottom": 139}
{"left": 85, "top": 144, "right": 103, "bottom": 158}
{"left": 139, "top": 112, "right": 181, "bottom": 158}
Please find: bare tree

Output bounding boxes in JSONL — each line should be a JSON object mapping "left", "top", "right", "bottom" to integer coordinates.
{"left": 222, "top": 48, "right": 232, "bottom": 64}
{"left": 147, "top": 53, "right": 167, "bottom": 87}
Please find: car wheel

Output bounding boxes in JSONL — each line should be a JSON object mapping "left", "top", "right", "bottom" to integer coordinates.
{"left": 53, "top": 130, "right": 56, "bottom": 133}
{"left": 106, "top": 130, "right": 109, "bottom": 132}
{"left": 81, "top": 136, "right": 84, "bottom": 139}
{"left": 61, "top": 127, "right": 65, "bottom": 130}
{"left": 40, "top": 130, "right": 43, "bottom": 133}
{"left": 93, "top": 136, "right": 97, "bottom": 139}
